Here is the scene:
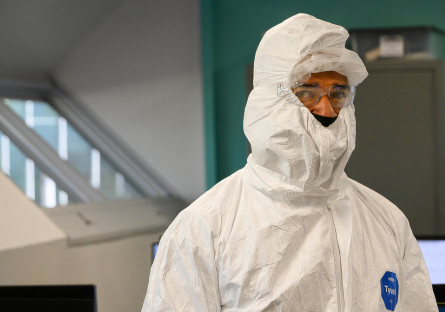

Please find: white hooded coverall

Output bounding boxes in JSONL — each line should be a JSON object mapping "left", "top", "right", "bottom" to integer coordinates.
{"left": 142, "top": 14, "right": 438, "bottom": 312}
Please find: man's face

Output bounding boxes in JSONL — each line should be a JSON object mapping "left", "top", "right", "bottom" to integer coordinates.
{"left": 292, "top": 71, "right": 348, "bottom": 117}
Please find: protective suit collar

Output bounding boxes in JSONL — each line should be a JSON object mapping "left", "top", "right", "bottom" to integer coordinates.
{"left": 245, "top": 155, "right": 341, "bottom": 199}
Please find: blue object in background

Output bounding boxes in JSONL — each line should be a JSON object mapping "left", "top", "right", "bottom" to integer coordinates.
{"left": 152, "top": 243, "right": 159, "bottom": 261}
{"left": 439, "top": 307, "right": 445, "bottom": 312}
{"left": 417, "top": 240, "right": 445, "bottom": 284}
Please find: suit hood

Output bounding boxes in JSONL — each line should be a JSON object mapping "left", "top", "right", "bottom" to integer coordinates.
{"left": 243, "top": 14, "right": 368, "bottom": 192}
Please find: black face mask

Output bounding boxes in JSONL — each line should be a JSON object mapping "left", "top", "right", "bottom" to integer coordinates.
{"left": 312, "top": 113, "right": 337, "bottom": 127}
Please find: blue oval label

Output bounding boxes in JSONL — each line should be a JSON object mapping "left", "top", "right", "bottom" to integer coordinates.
{"left": 380, "top": 271, "right": 399, "bottom": 311}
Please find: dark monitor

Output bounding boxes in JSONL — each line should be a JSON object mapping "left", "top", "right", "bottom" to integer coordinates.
{"left": 434, "top": 284, "right": 445, "bottom": 310}
{"left": 0, "top": 285, "right": 96, "bottom": 312}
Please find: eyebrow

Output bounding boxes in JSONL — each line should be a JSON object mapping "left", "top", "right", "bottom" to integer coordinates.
{"left": 303, "top": 82, "right": 348, "bottom": 86}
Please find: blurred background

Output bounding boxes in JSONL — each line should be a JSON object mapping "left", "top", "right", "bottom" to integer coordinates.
{"left": 0, "top": 0, "right": 444, "bottom": 311}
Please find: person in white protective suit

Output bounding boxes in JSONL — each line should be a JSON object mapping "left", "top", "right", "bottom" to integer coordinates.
{"left": 142, "top": 14, "right": 438, "bottom": 312}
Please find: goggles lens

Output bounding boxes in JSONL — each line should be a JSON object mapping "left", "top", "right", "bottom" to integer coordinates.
{"left": 293, "top": 84, "right": 355, "bottom": 109}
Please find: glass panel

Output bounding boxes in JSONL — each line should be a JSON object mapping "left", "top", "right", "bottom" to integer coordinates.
{"left": 3, "top": 98, "right": 143, "bottom": 201}
{"left": 67, "top": 122, "right": 92, "bottom": 178}
{"left": 100, "top": 156, "right": 143, "bottom": 200}
{"left": 0, "top": 130, "right": 73, "bottom": 207}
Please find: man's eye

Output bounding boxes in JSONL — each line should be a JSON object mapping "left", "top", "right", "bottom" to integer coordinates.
{"left": 333, "top": 85, "right": 349, "bottom": 92}
{"left": 331, "top": 91, "right": 347, "bottom": 99}
{"left": 331, "top": 85, "right": 350, "bottom": 99}
{"left": 295, "top": 90, "right": 314, "bottom": 100}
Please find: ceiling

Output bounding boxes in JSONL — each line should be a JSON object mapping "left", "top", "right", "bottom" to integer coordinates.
{"left": 0, "top": 0, "right": 126, "bottom": 80}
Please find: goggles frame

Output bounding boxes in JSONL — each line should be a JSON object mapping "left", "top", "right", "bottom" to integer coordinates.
{"left": 292, "top": 83, "right": 356, "bottom": 109}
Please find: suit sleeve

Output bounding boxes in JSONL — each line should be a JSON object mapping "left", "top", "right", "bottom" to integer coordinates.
{"left": 141, "top": 228, "right": 221, "bottom": 312}
{"left": 400, "top": 221, "right": 438, "bottom": 312}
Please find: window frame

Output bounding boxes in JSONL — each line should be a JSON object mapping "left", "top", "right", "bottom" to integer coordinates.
{"left": 0, "top": 79, "right": 174, "bottom": 204}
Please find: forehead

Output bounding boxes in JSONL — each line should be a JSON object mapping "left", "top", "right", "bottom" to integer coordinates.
{"left": 306, "top": 71, "right": 348, "bottom": 85}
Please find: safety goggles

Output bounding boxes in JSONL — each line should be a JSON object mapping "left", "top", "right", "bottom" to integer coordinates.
{"left": 292, "top": 83, "right": 356, "bottom": 109}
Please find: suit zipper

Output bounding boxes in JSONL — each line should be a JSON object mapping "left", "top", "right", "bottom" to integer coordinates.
{"left": 327, "top": 206, "right": 344, "bottom": 312}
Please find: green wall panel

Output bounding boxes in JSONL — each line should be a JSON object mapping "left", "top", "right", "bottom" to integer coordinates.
{"left": 202, "top": 0, "right": 445, "bottom": 186}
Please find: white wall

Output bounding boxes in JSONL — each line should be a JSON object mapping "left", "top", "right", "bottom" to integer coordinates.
{"left": 0, "top": 232, "right": 163, "bottom": 312}
{"left": 0, "top": 172, "right": 66, "bottom": 252}
{"left": 54, "top": 0, "right": 205, "bottom": 203}
{"left": 0, "top": 169, "right": 172, "bottom": 312}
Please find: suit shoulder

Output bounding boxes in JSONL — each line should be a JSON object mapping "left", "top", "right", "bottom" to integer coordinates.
{"left": 345, "top": 177, "right": 409, "bottom": 226}
{"left": 186, "top": 168, "right": 245, "bottom": 216}
{"left": 164, "top": 168, "right": 246, "bottom": 254}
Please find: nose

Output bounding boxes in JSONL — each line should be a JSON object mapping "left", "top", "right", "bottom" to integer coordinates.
{"left": 311, "top": 94, "right": 337, "bottom": 117}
